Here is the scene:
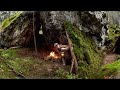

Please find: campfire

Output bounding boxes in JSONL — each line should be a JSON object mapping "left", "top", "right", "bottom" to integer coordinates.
{"left": 47, "top": 51, "right": 59, "bottom": 60}
{"left": 49, "top": 51, "right": 58, "bottom": 59}
{"left": 45, "top": 51, "right": 65, "bottom": 64}
{"left": 49, "top": 51, "right": 55, "bottom": 57}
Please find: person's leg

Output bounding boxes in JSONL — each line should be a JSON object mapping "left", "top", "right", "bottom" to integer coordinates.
{"left": 62, "top": 57, "right": 65, "bottom": 65}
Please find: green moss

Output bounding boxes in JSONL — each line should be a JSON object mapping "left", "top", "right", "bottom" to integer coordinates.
{"left": 96, "top": 59, "right": 120, "bottom": 79}
{"left": 0, "top": 57, "right": 21, "bottom": 79}
{"left": 53, "top": 68, "right": 78, "bottom": 79}
{"left": 0, "top": 48, "right": 67, "bottom": 79}
{"left": 1, "top": 11, "right": 23, "bottom": 29}
{"left": 0, "top": 49, "right": 38, "bottom": 77}
{"left": 1, "top": 49, "right": 17, "bottom": 59}
{"left": 107, "top": 24, "right": 120, "bottom": 51}
{"left": 7, "top": 57, "right": 37, "bottom": 76}
{"left": 109, "top": 24, "right": 120, "bottom": 40}
{"left": 64, "top": 22, "right": 102, "bottom": 79}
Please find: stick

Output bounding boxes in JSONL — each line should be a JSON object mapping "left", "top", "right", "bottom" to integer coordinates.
{"left": 33, "top": 11, "right": 38, "bottom": 56}
{"left": 65, "top": 30, "right": 78, "bottom": 74}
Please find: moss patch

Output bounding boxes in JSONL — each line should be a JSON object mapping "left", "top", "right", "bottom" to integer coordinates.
{"left": 0, "top": 48, "right": 70, "bottom": 79}
{"left": 53, "top": 68, "right": 78, "bottom": 79}
{"left": 1, "top": 11, "right": 23, "bottom": 29}
{"left": 64, "top": 22, "right": 102, "bottom": 79}
{"left": 106, "top": 23, "right": 120, "bottom": 52}
{"left": 96, "top": 54, "right": 120, "bottom": 79}
{"left": 108, "top": 24, "right": 120, "bottom": 40}
{"left": 0, "top": 49, "right": 17, "bottom": 59}
{"left": 96, "top": 58, "right": 120, "bottom": 79}
{"left": 0, "top": 60, "right": 21, "bottom": 79}
{"left": 0, "top": 49, "right": 46, "bottom": 78}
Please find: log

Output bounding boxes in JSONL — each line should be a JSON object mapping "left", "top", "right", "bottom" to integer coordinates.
{"left": 65, "top": 30, "right": 78, "bottom": 74}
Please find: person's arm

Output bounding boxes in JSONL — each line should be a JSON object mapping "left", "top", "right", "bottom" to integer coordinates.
{"left": 60, "top": 45, "right": 69, "bottom": 50}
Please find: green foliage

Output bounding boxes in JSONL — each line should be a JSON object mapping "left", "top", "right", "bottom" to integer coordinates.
{"left": 96, "top": 54, "right": 120, "bottom": 79}
{"left": 1, "top": 11, "right": 23, "bottom": 29}
{"left": 0, "top": 48, "right": 70, "bottom": 79}
{"left": 1, "top": 49, "right": 17, "bottom": 59}
{"left": 108, "top": 24, "right": 120, "bottom": 40}
{"left": 64, "top": 22, "right": 102, "bottom": 79}
{"left": 0, "top": 49, "right": 39, "bottom": 77}
{"left": 0, "top": 49, "right": 21, "bottom": 79}
{"left": 107, "top": 24, "right": 120, "bottom": 51}
{"left": 0, "top": 60, "right": 21, "bottom": 79}
{"left": 53, "top": 68, "right": 78, "bottom": 79}
{"left": 96, "top": 58, "right": 120, "bottom": 79}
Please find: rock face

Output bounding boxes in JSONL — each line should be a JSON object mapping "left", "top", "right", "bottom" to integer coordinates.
{"left": 108, "top": 11, "right": 120, "bottom": 26}
{"left": 40, "top": 11, "right": 109, "bottom": 48}
{"left": 0, "top": 11, "right": 18, "bottom": 23}
{"left": 0, "top": 11, "right": 109, "bottom": 49}
{"left": 0, "top": 11, "right": 41, "bottom": 48}
{"left": 79, "top": 11, "right": 109, "bottom": 48}
{"left": 39, "top": 11, "right": 81, "bottom": 47}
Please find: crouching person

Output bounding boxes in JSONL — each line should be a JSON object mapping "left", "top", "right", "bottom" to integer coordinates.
{"left": 54, "top": 43, "right": 70, "bottom": 65}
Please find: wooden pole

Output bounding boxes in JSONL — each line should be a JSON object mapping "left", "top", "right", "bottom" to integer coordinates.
{"left": 33, "top": 11, "right": 38, "bottom": 56}
{"left": 65, "top": 30, "right": 78, "bottom": 74}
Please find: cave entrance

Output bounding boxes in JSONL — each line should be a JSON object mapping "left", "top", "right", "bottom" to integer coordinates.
{"left": 26, "top": 25, "right": 52, "bottom": 60}
{"left": 25, "top": 21, "right": 72, "bottom": 66}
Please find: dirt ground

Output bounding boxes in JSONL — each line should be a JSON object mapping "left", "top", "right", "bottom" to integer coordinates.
{"left": 103, "top": 53, "right": 117, "bottom": 65}
{"left": 15, "top": 47, "right": 70, "bottom": 79}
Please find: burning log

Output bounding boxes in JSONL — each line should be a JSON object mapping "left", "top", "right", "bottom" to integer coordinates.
{"left": 49, "top": 51, "right": 55, "bottom": 61}
{"left": 46, "top": 51, "right": 60, "bottom": 62}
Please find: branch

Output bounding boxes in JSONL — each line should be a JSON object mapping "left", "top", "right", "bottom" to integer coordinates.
{"left": 65, "top": 30, "right": 78, "bottom": 74}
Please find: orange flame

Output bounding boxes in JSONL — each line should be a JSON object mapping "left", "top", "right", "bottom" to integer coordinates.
{"left": 49, "top": 51, "right": 59, "bottom": 59}
{"left": 50, "top": 51, "right": 55, "bottom": 57}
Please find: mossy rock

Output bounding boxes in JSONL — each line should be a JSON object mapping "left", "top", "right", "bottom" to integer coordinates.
{"left": 0, "top": 11, "right": 23, "bottom": 30}
{"left": 96, "top": 58, "right": 120, "bottom": 79}
{"left": 106, "top": 21, "right": 120, "bottom": 52}
{"left": 64, "top": 22, "right": 102, "bottom": 79}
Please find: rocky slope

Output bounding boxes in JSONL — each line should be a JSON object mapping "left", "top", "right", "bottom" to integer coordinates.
{"left": 0, "top": 11, "right": 120, "bottom": 78}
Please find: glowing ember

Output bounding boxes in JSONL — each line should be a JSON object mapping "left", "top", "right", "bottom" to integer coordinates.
{"left": 54, "top": 56, "right": 58, "bottom": 59}
{"left": 61, "top": 52, "right": 64, "bottom": 57}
